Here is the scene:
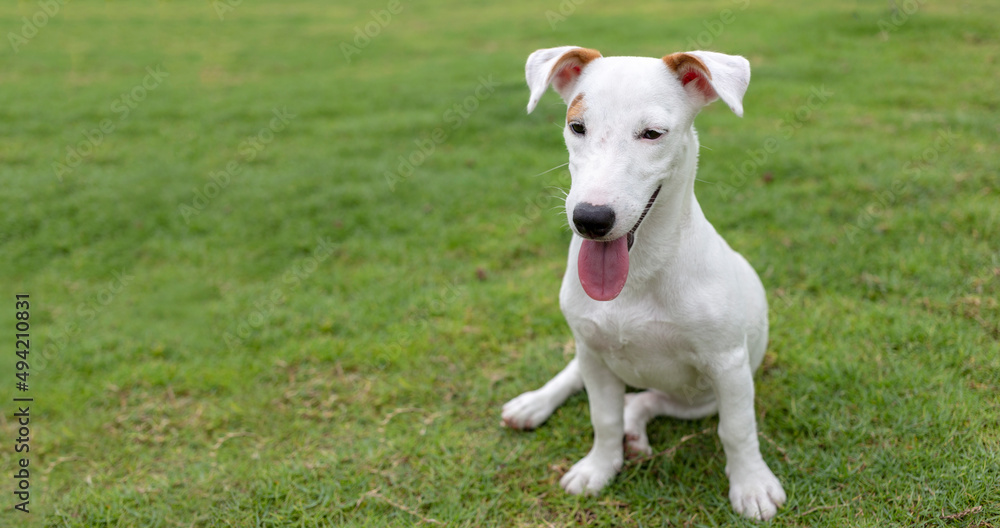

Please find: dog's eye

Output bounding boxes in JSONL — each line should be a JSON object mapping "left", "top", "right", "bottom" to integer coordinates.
{"left": 569, "top": 122, "right": 586, "bottom": 136}
{"left": 640, "top": 129, "right": 665, "bottom": 140}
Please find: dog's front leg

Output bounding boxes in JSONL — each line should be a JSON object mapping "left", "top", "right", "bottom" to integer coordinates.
{"left": 560, "top": 344, "right": 625, "bottom": 495}
{"left": 502, "top": 357, "right": 583, "bottom": 430}
{"left": 706, "top": 346, "right": 786, "bottom": 520}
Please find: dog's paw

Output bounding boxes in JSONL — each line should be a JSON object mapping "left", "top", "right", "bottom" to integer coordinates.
{"left": 623, "top": 432, "right": 652, "bottom": 458}
{"left": 623, "top": 393, "right": 653, "bottom": 458}
{"left": 728, "top": 465, "right": 786, "bottom": 521}
{"left": 559, "top": 452, "right": 622, "bottom": 495}
{"left": 501, "top": 390, "right": 556, "bottom": 430}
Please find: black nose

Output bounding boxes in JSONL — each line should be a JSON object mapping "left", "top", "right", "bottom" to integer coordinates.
{"left": 573, "top": 203, "right": 616, "bottom": 238}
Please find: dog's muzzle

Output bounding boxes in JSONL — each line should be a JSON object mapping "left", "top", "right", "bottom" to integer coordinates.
{"left": 574, "top": 186, "right": 661, "bottom": 301}
{"left": 572, "top": 187, "right": 661, "bottom": 250}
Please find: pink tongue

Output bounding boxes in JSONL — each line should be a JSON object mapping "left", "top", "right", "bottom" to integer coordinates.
{"left": 578, "top": 237, "right": 630, "bottom": 301}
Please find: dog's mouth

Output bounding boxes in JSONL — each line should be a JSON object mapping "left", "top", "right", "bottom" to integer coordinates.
{"left": 626, "top": 186, "right": 661, "bottom": 252}
{"left": 578, "top": 186, "right": 661, "bottom": 302}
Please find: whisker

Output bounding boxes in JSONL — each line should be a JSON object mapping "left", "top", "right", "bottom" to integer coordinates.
{"left": 695, "top": 178, "right": 714, "bottom": 184}
{"left": 532, "top": 162, "right": 569, "bottom": 178}
{"left": 700, "top": 144, "right": 713, "bottom": 150}
{"left": 544, "top": 189, "right": 569, "bottom": 200}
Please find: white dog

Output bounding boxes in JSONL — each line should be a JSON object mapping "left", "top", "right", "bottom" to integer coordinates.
{"left": 502, "top": 46, "right": 786, "bottom": 520}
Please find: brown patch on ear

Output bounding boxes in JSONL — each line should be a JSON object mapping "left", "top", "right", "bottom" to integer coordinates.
{"left": 663, "top": 52, "right": 720, "bottom": 103}
{"left": 566, "top": 93, "right": 586, "bottom": 122}
{"left": 549, "top": 48, "right": 602, "bottom": 92}
{"left": 557, "top": 48, "right": 602, "bottom": 69}
{"left": 663, "top": 52, "right": 712, "bottom": 83}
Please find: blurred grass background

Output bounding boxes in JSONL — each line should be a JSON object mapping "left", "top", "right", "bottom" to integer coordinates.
{"left": 0, "top": 0, "right": 997, "bottom": 526}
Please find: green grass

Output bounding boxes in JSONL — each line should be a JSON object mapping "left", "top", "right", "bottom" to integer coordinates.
{"left": 0, "top": 0, "right": 998, "bottom": 526}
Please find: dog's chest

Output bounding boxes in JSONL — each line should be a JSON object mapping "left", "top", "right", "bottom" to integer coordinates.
{"left": 564, "top": 298, "right": 700, "bottom": 390}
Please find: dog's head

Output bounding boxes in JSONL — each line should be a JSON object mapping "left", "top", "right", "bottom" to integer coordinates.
{"left": 525, "top": 46, "right": 750, "bottom": 300}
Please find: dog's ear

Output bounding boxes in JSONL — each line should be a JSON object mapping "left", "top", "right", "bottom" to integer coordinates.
{"left": 663, "top": 51, "right": 750, "bottom": 117}
{"left": 525, "top": 46, "right": 602, "bottom": 114}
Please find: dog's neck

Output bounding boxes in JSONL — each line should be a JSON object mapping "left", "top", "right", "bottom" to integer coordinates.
{"left": 626, "top": 126, "right": 712, "bottom": 282}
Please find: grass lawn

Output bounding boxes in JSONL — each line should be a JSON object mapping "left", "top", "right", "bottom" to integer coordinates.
{"left": 0, "top": 0, "right": 998, "bottom": 526}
